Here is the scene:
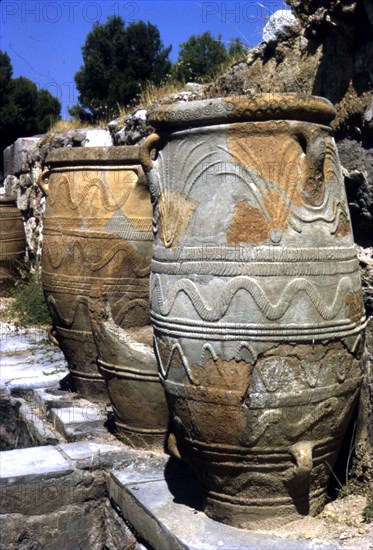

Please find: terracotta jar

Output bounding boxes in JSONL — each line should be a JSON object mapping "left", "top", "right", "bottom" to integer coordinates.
{"left": 40, "top": 146, "right": 153, "bottom": 402}
{"left": 141, "top": 94, "right": 366, "bottom": 528}
{"left": 89, "top": 295, "right": 169, "bottom": 449}
{"left": 0, "top": 197, "right": 26, "bottom": 295}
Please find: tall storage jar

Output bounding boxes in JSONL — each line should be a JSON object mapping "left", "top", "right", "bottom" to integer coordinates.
{"left": 0, "top": 197, "right": 26, "bottom": 295}
{"left": 141, "top": 94, "right": 366, "bottom": 527}
{"left": 40, "top": 146, "right": 153, "bottom": 402}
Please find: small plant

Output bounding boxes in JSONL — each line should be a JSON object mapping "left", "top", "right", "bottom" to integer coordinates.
{"left": 362, "top": 497, "right": 373, "bottom": 523}
{"left": 326, "top": 422, "right": 358, "bottom": 498}
{"left": 8, "top": 266, "right": 51, "bottom": 326}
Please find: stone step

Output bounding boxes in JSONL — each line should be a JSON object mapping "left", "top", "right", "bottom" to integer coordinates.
{"left": 109, "top": 457, "right": 340, "bottom": 550}
{"left": 50, "top": 404, "right": 108, "bottom": 441}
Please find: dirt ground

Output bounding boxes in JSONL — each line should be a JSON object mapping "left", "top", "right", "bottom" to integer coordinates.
{"left": 256, "top": 494, "right": 372, "bottom": 549}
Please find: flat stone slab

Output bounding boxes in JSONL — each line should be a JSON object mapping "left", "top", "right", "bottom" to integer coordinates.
{"left": 0, "top": 350, "right": 66, "bottom": 370}
{"left": 0, "top": 323, "right": 48, "bottom": 352}
{"left": 32, "top": 387, "right": 79, "bottom": 410}
{"left": 113, "top": 455, "right": 170, "bottom": 486}
{"left": 57, "top": 441, "right": 140, "bottom": 469}
{"left": 110, "top": 458, "right": 339, "bottom": 550}
{"left": 0, "top": 446, "right": 73, "bottom": 485}
{"left": 0, "top": 324, "right": 68, "bottom": 393}
{"left": 58, "top": 441, "right": 122, "bottom": 460}
{"left": 51, "top": 405, "right": 105, "bottom": 425}
{"left": 3, "top": 136, "right": 42, "bottom": 176}
{"left": 50, "top": 405, "right": 108, "bottom": 440}
{"left": 5, "top": 374, "right": 67, "bottom": 394}
{"left": 17, "top": 400, "right": 61, "bottom": 445}
{"left": 0, "top": 346, "right": 68, "bottom": 395}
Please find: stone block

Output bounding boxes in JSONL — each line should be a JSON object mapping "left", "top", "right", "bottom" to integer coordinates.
{"left": 0, "top": 446, "right": 72, "bottom": 486}
{"left": 50, "top": 405, "right": 108, "bottom": 441}
{"left": 17, "top": 399, "right": 61, "bottom": 446}
{"left": 84, "top": 129, "right": 112, "bottom": 147}
{"left": 110, "top": 457, "right": 340, "bottom": 550}
{"left": 262, "top": 10, "right": 298, "bottom": 44}
{"left": 3, "top": 137, "right": 43, "bottom": 177}
{"left": 7, "top": 374, "right": 68, "bottom": 393}
{"left": 0, "top": 502, "right": 105, "bottom": 550}
{"left": 32, "top": 387, "right": 78, "bottom": 411}
{"left": 58, "top": 441, "right": 138, "bottom": 469}
{"left": 3, "top": 175, "right": 18, "bottom": 198}
{"left": 1, "top": 470, "right": 105, "bottom": 516}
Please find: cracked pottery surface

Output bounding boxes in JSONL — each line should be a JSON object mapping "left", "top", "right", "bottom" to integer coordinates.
{"left": 41, "top": 146, "right": 153, "bottom": 402}
{"left": 142, "top": 93, "right": 366, "bottom": 529}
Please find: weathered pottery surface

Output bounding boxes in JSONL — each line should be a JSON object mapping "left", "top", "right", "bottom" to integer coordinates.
{"left": 0, "top": 197, "right": 26, "bottom": 295}
{"left": 143, "top": 94, "right": 366, "bottom": 528}
{"left": 89, "top": 296, "right": 169, "bottom": 449}
{"left": 41, "top": 146, "right": 153, "bottom": 402}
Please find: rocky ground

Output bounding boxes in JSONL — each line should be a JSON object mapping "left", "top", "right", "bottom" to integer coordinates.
{"left": 258, "top": 494, "right": 372, "bottom": 549}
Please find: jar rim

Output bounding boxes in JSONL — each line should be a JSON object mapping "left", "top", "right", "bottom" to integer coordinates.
{"left": 45, "top": 145, "right": 141, "bottom": 166}
{"left": 147, "top": 93, "right": 336, "bottom": 128}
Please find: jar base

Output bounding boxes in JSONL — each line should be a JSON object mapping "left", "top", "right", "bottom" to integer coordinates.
{"left": 115, "top": 419, "right": 168, "bottom": 450}
{"left": 204, "top": 491, "right": 327, "bottom": 529}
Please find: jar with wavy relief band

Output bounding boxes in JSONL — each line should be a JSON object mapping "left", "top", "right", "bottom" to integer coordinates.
{"left": 40, "top": 146, "right": 153, "bottom": 402}
{"left": 0, "top": 197, "right": 26, "bottom": 295}
{"left": 141, "top": 93, "right": 366, "bottom": 528}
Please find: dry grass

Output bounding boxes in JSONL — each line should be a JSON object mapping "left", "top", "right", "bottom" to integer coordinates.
{"left": 50, "top": 119, "right": 86, "bottom": 132}
{"left": 49, "top": 118, "right": 108, "bottom": 133}
{"left": 116, "top": 80, "right": 187, "bottom": 115}
{"left": 138, "top": 80, "right": 187, "bottom": 109}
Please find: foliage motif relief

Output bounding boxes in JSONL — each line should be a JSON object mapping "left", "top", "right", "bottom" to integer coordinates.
{"left": 152, "top": 123, "right": 349, "bottom": 248}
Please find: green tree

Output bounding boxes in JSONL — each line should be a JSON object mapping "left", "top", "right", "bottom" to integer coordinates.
{"left": 11, "top": 77, "right": 39, "bottom": 136}
{"left": 0, "top": 53, "right": 18, "bottom": 149}
{"left": 34, "top": 89, "right": 62, "bottom": 132}
{"left": 227, "top": 37, "right": 249, "bottom": 59}
{"left": 174, "top": 34, "right": 248, "bottom": 83}
{"left": 71, "top": 17, "right": 172, "bottom": 121}
{"left": 0, "top": 52, "right": 13, "bottom": 105}
{"left": 0, "top": 52, "right": 61, "bottom": 175}
{"left": 174, "top": 31, "right": 228, "bottom": 83}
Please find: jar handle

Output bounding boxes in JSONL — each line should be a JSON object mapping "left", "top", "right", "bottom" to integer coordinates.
{"left": 48, "top": 325, "right": 60, "bottom": 347}
{"left": 38, "top": 168, "right": 50, "bottom": 196}
{"left": 289, "top": 441, "right": 315, "bottom": 473}
{"left": 139, "top": 133, "right": 161, "bottom": 172}
{"left": 133, "top": 165, "right": 148, "bottom": 187}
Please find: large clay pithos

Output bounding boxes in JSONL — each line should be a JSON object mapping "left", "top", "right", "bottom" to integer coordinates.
{"left": 141, "top": 94, "right": 366, "bottom": 527}
{"left": 0, "top": 197, "right": 26, "bottom": 295}
{"left": 89, "top": 293, "right": 169, "bottom": 448}
{"left": 40, "top": 146, "right": 153, "bottom": 402}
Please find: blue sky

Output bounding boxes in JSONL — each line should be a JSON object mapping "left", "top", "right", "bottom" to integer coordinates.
{"left": 1, "top": 0, "right": 289, "bottom": 118}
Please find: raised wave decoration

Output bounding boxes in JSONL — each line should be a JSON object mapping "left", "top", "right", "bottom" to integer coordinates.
{"left": 48, "top": 173, "right": 134, "bottom": 211}
{"left": 152, "top": 274, "right": 355, "bottom": 322}
{"left": 43, "top": 239, "right": 150, "bottom": 276}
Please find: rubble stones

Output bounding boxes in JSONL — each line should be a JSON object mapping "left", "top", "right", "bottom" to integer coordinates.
{"left": 262, "top": 10, "right": 299, "bottom": 45}
{"left": 338, "top": 139, "right": 373, "bottom": 246}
